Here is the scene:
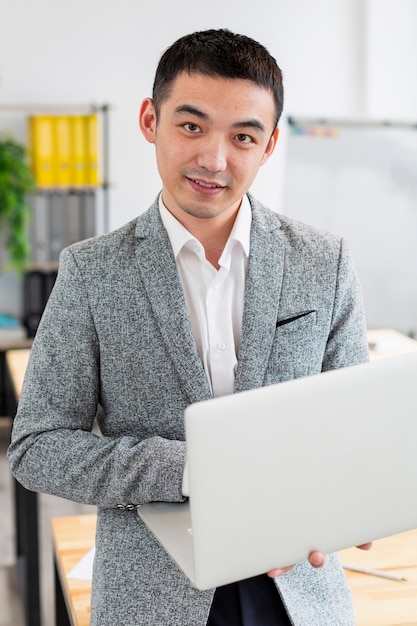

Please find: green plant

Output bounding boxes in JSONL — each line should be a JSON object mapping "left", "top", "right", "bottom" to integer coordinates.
{"left": 0, "top": 136, "right": 35, "bottom": 273}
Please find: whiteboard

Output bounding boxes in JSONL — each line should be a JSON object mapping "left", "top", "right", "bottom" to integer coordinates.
{"left": 283, "top": 117, "right": 417, "bottom": 337}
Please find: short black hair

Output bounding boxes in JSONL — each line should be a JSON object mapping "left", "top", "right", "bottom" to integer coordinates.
{"left": 152, "top": 29, "right": 284, "bottom": 128}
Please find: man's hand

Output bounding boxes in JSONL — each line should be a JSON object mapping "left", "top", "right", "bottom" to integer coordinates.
{"left": 267, "top": 543, "right": 373, "bottom": 578}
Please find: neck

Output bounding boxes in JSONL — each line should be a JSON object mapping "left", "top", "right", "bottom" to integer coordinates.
{"left": 163, "top": 199, "right": 242, "bottom": 269}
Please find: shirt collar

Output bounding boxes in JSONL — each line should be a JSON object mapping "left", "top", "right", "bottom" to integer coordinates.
{"left": 159, "top": 194, "right": 252, "bottom": 260}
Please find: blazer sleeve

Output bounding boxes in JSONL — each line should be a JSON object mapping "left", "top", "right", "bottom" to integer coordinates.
{"left": 322, "top": 238, "right": 369, "bottom": 371}
{"left": 7, "top": 248, "right": 186, "bottom": 508}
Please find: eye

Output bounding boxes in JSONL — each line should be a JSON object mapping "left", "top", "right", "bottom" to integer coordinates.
{"left": 235, "top": 133, "right": 254, "bottom": 144}
{"left": 182, "top": 122, "right": 202, "bottom": 133}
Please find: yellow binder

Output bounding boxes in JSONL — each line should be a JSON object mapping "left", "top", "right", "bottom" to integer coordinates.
{"left": 70, "top": 115, "right": 87, "bottom": 186}
{"left": 29, "top": 112, "right": 101, "bottom": 187}
{"left": 53, "top": 116, "right": 72, "bottom": 186}
{"left": 28, "top": 116, "right": 55, "bottom": 186}
{"left": 85, "top": 114, "right": 100, "bottom": 186}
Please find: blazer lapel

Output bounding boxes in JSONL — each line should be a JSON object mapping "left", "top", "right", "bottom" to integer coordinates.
{"left": 134, "top": 203, "right": 212, "bottom": 404}
{"left": 235, "top": 197, "right": 285, "bottom": 392}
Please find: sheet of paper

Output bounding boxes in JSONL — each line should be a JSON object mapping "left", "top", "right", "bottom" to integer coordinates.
{"left": 67, "top": 546, "right": 95, "bottom": 580}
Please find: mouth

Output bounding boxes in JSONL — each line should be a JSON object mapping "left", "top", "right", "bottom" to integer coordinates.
{"left": 187, "top": 177, "right": 226, "bottom": 190}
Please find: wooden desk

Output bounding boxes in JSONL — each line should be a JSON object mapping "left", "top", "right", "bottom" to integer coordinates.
{"left": 0, "top": 338, "right": 32, "bottom": 417}
{"left": 368, "top": 328, "right": 417, "bottom": 361}
{"left": 51, "top": 515, "right": 96, "bottom": 626}
{"left": 340, "top": 529, "right": 417, "bottom": 625}
{"left": 5, "top": 347, "right": 30, "bottom": 397}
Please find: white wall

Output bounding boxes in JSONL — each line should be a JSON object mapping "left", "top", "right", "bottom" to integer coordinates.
{"left": 365, "top": 0, "right": 417, "bottom": 119}
{"left": 1, "top": 0, "right": 417, "bottom": 232}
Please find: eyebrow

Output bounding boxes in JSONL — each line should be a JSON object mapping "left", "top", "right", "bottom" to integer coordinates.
{"left": 174, "top": 104, "right": 209, "bottom": 120}
{"left": 232, "top": 119, "right": 266, "bottom": 134}
{"left": 174, "top": 104, "right": 266, "bottom": 134}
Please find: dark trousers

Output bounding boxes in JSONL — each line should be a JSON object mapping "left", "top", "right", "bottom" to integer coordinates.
{"left": 206, "top": 574, "right": 292, "bottom": 626}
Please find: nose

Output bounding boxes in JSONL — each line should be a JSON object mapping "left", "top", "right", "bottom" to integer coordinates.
{"left": 195, "top": 135, "right": 228, "bottom": 172}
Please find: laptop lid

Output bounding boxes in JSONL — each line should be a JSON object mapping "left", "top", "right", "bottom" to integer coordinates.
{"left": 138, "top": 352, "right": 417, "bottom": 590}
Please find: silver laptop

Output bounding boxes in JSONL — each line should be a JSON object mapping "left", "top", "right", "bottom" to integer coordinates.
{"left": 138, "top": 352, "right": 417, "bottom": 590}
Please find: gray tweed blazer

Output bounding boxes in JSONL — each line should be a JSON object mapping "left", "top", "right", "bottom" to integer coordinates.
{"left": 8, "top": 194, "right": 368, "bottom": 625}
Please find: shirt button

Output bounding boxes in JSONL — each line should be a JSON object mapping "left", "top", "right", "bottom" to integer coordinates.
{"left": 217, "top": 342, "right": 226, "bottom": 351}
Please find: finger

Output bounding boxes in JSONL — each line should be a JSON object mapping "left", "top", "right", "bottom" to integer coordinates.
{"left": 356, "top": 542, "right": 373, "bottom": 551}
{"left": 268, "top": 550, "right": 328, "bottom": 577}
{"left": 267, "top": 565, "right": 294, "bottom": 577}
{"left": 309, "top": 551, "right": 326, "bottom": 568}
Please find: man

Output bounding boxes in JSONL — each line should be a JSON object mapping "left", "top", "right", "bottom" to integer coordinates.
{"left": 8, "top": 29, "right": 370, "bottom": 625}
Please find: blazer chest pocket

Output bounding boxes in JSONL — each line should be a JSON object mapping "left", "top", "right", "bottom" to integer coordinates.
{"left": 275, "top": 309, "right": 317, "bottom": 332}
{"left": 266, "top": 309, "right": 321, "bottom": 382}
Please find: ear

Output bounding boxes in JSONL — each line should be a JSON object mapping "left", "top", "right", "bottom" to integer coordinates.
{"left": 139, "top": 98, "right": 157, "bottom": 143}
{"left": 260, "top": 127, "right": 279, "bottom": 165}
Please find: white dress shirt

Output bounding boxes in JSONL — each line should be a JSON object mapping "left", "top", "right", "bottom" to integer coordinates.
{"left": 159, "top": 194, "right": 251, "bottom": 398}
{"left": 160, "top": 194, "right": 251, "bottom": 496}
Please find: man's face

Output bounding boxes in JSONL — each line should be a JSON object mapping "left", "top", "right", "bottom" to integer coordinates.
{"left": 139, "top": 72, "right": 279, "bottom": 227}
